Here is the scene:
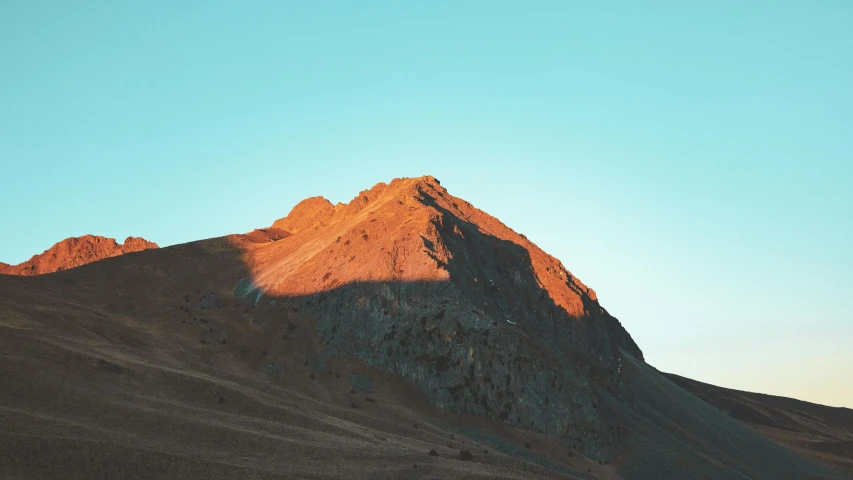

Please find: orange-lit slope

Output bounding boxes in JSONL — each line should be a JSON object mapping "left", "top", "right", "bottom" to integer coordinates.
{"left": 0, "top": 235, "right": 158, "bottom": 276}
{"left": 243, "top": 176, "right": 605, "bottom": 319}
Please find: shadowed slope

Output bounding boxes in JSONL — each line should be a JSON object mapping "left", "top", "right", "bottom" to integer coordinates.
{"left": 0, "top": 238, "right": 604, "bottom": 480}
{"left": 229, "top": 176, "right": 844, "bottom": 478}
{"left": 234, "top": 176, "right": 643, "bottom": 458}
{"left": 0, "top": 175, "right": 846, "bottom": 479}
{"left": 607, "top": 353, "right": 846, "bottom": 480}
{"left": 666, "top": 373, "right": 853, "bottom": 476}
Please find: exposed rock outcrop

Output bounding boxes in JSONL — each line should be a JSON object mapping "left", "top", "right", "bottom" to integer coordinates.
{"left": 238, "top": 175, "right": 641, "bottom": 459}
{"left": 0, "top": 235, "right": 158, "bottom": 275}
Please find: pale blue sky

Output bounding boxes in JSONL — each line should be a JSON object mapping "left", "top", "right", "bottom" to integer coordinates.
{"left": 1, "top": 1, "right": 851, "bottom": 406}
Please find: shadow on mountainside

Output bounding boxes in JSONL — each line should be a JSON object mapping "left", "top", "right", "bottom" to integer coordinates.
{"left": 0, "top": 229, "right": 847, "bottom": 479}
{"left": 666, "top": 373, "right": 853, "bottom": 477}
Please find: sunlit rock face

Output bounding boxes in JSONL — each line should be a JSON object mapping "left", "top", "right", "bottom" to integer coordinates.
{"left": 237, "top": 175, "right": 641, "bottom": 459}
{"left": 0, "top": 235, "right": 158, "bottom": 276}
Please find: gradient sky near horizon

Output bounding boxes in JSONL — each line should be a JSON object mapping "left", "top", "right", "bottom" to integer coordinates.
{"left": 1, "top": 2, "right": 851, "bottom": 407}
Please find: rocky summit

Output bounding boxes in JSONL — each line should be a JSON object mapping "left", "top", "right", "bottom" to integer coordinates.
{"left": 0, "top": 234, "right": 157, "bottom": 275}
{"left": 0, "top": 176, "right": 848, "bottom": 480}
{"left": 238, "top": 175, "right": 641, "bottom": 459}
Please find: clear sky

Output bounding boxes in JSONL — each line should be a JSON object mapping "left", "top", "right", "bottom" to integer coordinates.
{"left": 1, "top": 1, "right": 851, "bottom": 407}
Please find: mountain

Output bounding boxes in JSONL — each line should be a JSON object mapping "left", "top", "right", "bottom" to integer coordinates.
{"left": 0, "top": 234, "right": 158, "bottom": 275}
{"left": 0, "top": 176, "right": 847, "bottom": 479}
{"left": 238, "top": 176, "right": 642, "bottom": 456}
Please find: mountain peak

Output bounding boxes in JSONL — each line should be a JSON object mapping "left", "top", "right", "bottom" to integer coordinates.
{"left": 258, "top": 176, "right": 601, "bottom": 316}
{"left": 0, "top": 234, "right": 158, "bottom": 276}
{"left": 232, "top": 175, "right": 643, "bottom": 458}
{"left": 243, "top": 174, "right": 637, "bottom": 367}
{"left": 271, "top": 196, "right": 336, "bottom": 234}
{"left": 270, "top": 176, "right": 448, "bottom": 236}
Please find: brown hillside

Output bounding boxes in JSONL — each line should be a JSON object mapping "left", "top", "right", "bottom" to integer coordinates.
{"left": 666, "top": 373, "right": 853, "bottom": 476}
{"left": 0, "top": 175, "right": 846, "bottom": 480}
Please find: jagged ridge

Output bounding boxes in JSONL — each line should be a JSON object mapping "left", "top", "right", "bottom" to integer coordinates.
{"left": 0, "top": 234, "right": 158, "bottom": 276}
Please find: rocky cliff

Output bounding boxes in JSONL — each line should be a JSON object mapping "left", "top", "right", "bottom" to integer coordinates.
{"left": 235, "top": 175, "right": 642, "bottom": 459}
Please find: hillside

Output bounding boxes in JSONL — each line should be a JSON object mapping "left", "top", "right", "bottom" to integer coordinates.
{"left": 0, "top": 176, "right": 846, "bottom": 479}
{"left": 667, "top": 373, "right": 853, "bottom": 476}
